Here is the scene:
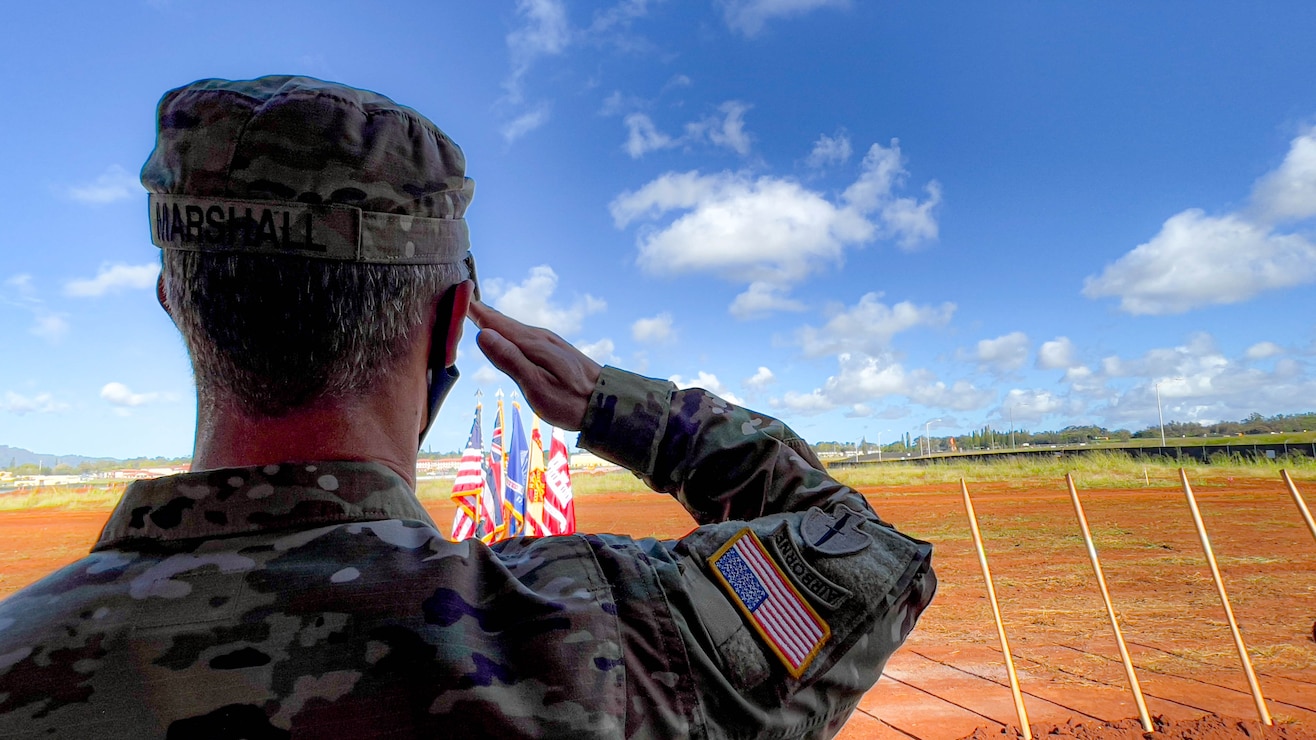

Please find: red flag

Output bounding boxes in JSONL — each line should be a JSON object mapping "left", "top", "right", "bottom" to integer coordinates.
{"left": 544, "top": 427, "right": 576, "bottom": 535}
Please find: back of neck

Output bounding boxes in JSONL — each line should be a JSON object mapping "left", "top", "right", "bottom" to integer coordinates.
{"left": 190, "top": 392, "right": 420, "bottom": 489}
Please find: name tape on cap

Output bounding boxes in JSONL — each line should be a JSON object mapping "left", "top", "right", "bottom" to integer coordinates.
{"left": 149, "top": 194, "right": 471, "bottom": 265}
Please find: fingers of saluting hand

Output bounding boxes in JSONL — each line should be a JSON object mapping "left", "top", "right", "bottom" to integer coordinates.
{"left": 468, "top": 302, "right": 602, "bottom": 431}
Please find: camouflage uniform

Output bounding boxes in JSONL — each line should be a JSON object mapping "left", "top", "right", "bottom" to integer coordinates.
{"left": 0, "top": 368, "right": 933, "bottom": 738}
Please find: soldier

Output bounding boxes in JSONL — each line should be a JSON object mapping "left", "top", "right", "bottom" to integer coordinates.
{"left": 0, "top": 76, "right": 934, "bottom": 738}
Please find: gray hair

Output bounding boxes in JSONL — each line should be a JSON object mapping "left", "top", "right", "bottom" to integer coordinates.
{"left": 163, "top": 251, "right": 468, "bottom": 418}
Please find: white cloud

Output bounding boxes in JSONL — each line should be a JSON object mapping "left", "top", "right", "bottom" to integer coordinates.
{"left": 1092, "top": 333, "right": 1316, "bottom": 429}
{"left": 842, "top": 142, "right": 941, "bottom": 248}
{"left": 472, "top": 365, "right": 501, "bottom": 385}
{"left": 631, "top": 312, "right": 675, "bottom": 343}
{"left": 588, "top": 0, "right": 662, "bottom": 34}
{"left": 1089, "top": 128, "right": 1316, "bottom": 315}
{"left": 5, "top": 273, "right": 35, "bottom": 297}
{"left": 64, "top": 263, "right": 159, "bottom": 298}
{"left": 2, "top": 391, "right": 68, "bottom": 415}
{"left": 745, "top": 366, "right": 775, "bottom": 389}
{"left": 1037, "top": 336, "right": 1079, "bottom": 370}
{"left": 504, "top": 0, "right": 571, "bottom": 103}
{"left": 670, "top": 371, "right": 743, "bottom": 404}
{"left": 614, "top": 173, "right": 861, "bottom": 283}
{"left": 806, "top": 131, "right": 852, "bottom": 169}
{"left": 1251, "top": 126, "right": 1316, "bottom": 223}
{"left": 1001, "top": 388, "right": 1080, "bottom": 423}
{"left": 907, "top": 380, "right": 995, "bottom": 412}
{"left": 482, "top": 265, "right": 605, "bottom": 335}
{"left": 502, "top": 104, "right": 552, "bottom": 142}
{"left": 3, "top": 275, "right": 69, "bottom": 343}
{"left": 973, "top": 331, "right": 1030, "bottom": 371}
{"left": 687, "top": 101, "right": 753, "bottom": 156}
{"left": 878, "top": 182, "right": 942, "bottom": 248}
{"left": 773, "top": 350, "right": 993, "bottom": 417}
{"left": 729, "top": 282, "right": 806, "bottom": 319}
{"left": 721, "top": 0, "right": 849, "bottom": 37}
{"left": 611, "top": 139, "right": 940, "bottom": 308}
{"left": 662, "top": 74, "right": 692, "bottom": 91}
{"left": 774, "top": 389, "right": 834, "bottom": 416}
{"left": 30, "top": 314, "right": 69, "bottom": 342}
{"left": 1083, "top": 209, "right": 1316, "bottom": 315}
{"left": 821, "top": 353, "right": 914, "bottom": 405}
{"left": 1244, "top": 341, "right": 1283, "bottom": 360}
{"left": 623, "top": 113, "right": 676, "bottom": 158}
{"left": 619, "top": 101, "right": 754, "bottom": 158}
{"left": 100, "top": 382, "right": 174, "bottom": 407}
{"left": 63, "top": 164, "right": 141, "bottom": 204}
{"left": 1061, "top": 365, "right": 1100, "bottom": 392}
{"left": 577, "top": 338, "right": 617, "bottom": 364}
{"left": 796, "top": 293, "right": 954, "bottom": 358}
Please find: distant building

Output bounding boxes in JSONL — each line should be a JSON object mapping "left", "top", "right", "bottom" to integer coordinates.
{"left": 417, "top": 457, "right": 462, "bottom": 478}
{"left": 568, "top": 451, "right": 616, "bottom": 471}
{"left": 12, "top": 474, "right": 84, "bottom": 487}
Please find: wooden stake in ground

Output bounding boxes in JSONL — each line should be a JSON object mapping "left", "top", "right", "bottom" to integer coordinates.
{"left": 960, "top": 478, "right": 1031, "bottom": 740}
{"left": 1065, "top": 473, "right": 1152, "bottom": 732}
{"left": 1178, "top": 468, "right": 1272, "bottom": 725}
{"left": 1280, "top": 469, "right": 1316, "bottom": 546}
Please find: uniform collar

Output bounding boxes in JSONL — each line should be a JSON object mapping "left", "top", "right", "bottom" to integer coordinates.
{"left": 94, "top": 461, "right": 437, "bottom": 550}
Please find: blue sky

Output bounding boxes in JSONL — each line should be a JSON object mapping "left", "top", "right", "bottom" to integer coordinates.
{"left": 4, "top": 1, "right": 1316, "bottom": 458}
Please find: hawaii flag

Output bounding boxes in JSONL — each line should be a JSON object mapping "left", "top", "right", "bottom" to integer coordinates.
{"left": 544, "top": 427, "right": 576, "bottom": 535}
{"left": 527, "top": 415, "right": 547, "bottom": 536}
{"left": 477, "top": 450, "right": 502, "bottom": 542}
{"left": 449, "top": 404, "right": 485, "bottom": 541}
{"left": 483, "top": 396, "right": 507, "bottom": 542}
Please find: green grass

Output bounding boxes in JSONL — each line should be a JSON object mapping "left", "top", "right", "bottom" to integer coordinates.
{"left": 829, "top": 450, "right": 1316, "bottom": 489}
{"left": 0, "top": 485, "right": 126, "bottom": 511}
{"left": 11, "top": 449, "right": 1316, "bottom": 512}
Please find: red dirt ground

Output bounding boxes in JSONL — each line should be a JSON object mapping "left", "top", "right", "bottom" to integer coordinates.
{"left": 3, "top": 477, "right": 1314, "bottom": 738}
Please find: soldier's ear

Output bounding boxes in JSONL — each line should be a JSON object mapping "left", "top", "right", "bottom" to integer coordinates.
{"left": 156, "top": 273, "right": 175, "bottom": 324}
{"left": 441, "top": 280, "right": 475, "bottom": 367}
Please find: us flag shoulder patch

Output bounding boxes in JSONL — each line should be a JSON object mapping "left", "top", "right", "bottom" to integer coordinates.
{"left": 708, "top": 528, "right": 831, "bottom": 677}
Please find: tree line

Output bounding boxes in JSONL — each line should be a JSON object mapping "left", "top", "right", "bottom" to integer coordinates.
{"left": 814, "top": 411, "right": 1316, "bottom": 454}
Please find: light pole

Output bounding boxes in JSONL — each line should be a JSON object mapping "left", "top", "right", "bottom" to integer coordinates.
{"left": 1009, "top": 405, "right": 1015, "bottom": 450}
{"left": 1154, "top": 378, "right": 1183, "bottom": 447}
{"left": 1155, "top": 382, "right": 1166, "bottom": 446}
{"left": 1008, "top": 402, "right": 1029, "bottom": 449}
{"left": 925, "top": 419, "right": 941, "bottom": 456}
{"left": 876, "top": 429, "right": 890, "bottom": 462}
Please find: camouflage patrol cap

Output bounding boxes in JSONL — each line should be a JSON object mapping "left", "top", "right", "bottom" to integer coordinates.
{"left": 141, "top": 75, "right": 477, "bottom": 284}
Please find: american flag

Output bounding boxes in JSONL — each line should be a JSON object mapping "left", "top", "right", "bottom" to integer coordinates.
{"left": 448, "top": 404, "right": 485, "bottom": 541}
{"left": 710, "top": 530, "right": 829, "bottom": 677}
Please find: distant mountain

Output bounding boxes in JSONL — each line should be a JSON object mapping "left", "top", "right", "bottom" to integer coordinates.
{"left": 0, "top": 445, "right": 118, "bottom": 469}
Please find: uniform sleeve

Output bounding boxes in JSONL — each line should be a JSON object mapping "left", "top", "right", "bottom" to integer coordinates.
{"left": 578, "top": 367, "right": 935, "bottom": 738}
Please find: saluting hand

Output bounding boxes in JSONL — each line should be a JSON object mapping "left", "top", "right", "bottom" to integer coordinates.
{"left": 468, "top": 301, "right": 602, "bottom": 431}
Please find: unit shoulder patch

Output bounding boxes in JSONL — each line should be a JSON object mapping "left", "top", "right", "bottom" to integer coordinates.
{"left": 707, "top": 528, "right": 831, "bottom": 678}
{"left": 800, "top": 504, "right": 872, "bottom": 556}
{"left": 766, "top": 524, "right": 851, "bottom": 611}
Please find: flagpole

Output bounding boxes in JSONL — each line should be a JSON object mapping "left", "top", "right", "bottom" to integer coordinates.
{"left": 473, "top": 390, "right": 483, "bottom": 535}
